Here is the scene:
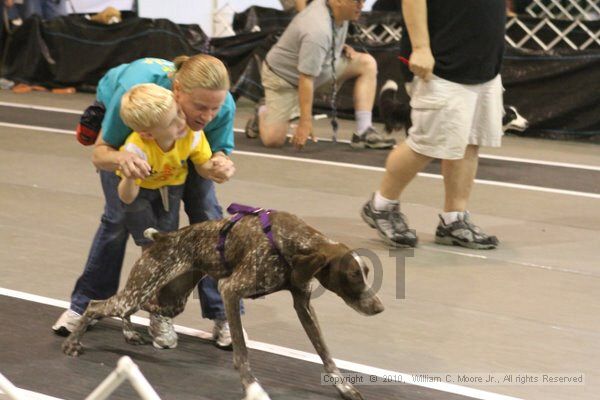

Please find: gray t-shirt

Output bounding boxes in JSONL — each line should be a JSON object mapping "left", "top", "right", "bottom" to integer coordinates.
{"left": 266, "top": 0, "right": 348, "bottom": 87}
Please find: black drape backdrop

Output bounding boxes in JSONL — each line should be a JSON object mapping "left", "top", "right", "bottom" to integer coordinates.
{"left": 2, "top": 9, "right": 599, "bottom": 140}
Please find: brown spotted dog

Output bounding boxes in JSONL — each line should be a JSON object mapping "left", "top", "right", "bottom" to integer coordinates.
{"left": 62, "top": 208, "right": 384, "bottom": 400}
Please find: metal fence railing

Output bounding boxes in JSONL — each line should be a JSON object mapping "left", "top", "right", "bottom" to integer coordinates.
{"left": 349, "top": 16, "right": 600, "bottom": 51}
{"left": 525, "top": 0, "right": 600, "bottom": 20}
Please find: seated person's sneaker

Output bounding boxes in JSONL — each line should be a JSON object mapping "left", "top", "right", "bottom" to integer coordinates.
{"left": 350, "top": 127, "right": 396, "bottom": 149}
{"left": 361, "top": 194, "right": 418, "bottom": 248}
{"left": 52, "top": 309, "right": 97, "bottom": 336}
{"left": 148, "top": 314, "right": 178, "bottom": 349}
{"left": 244, "top": 99, "right": 264, "bottom": 139}
{"left": 435, "top": 212, "right": 499, "bottom": 250}
{"left": 213, "top": 318, "right": 248, "bottom": 350}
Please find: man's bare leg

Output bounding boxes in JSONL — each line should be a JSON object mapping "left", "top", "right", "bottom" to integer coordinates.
{"left": 441, "top": 144, "right": 479, "bottom": 212}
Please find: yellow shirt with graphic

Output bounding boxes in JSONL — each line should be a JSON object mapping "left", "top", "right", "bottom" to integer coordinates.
{"left": 118, "top": 128, "right": 212, "bottom": 189}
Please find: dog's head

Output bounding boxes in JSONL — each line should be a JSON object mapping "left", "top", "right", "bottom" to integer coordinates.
{"left": 502, "top": 105, "right": 529, "bottom": 132}
{"left": 291, "top": 244, "right": 384, "bottom": 316}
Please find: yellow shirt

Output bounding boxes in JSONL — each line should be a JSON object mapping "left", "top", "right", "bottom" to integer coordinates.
{"left": 118, "top": 128, "right": 212, "bottom": 189}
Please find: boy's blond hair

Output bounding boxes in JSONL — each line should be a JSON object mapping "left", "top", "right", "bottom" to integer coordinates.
{"left": 120, "top": 83, "right": 175, "bottom": 133}
{"left": 172, "top": 54, "right": 230, "bottom": 92}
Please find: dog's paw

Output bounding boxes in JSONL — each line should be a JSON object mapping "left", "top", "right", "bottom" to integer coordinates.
{"left": 62, "top": 340, "right": 84, "bottom": 357}
{"left": 244, "top": 382, "right": 271, "bottom": 400}
{"left": 336, "top": 382, "right": 364, "bottom": 400}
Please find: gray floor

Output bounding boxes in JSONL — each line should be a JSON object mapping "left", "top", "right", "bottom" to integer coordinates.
{"left": 1, "top": 90, "right": 599, "bottom": 400}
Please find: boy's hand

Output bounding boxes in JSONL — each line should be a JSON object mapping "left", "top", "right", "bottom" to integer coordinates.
{"left": 117, "top": 152, "right": 151, "bottom": 180}
{"left": 207, "top": 155, "right": 235, "bottom": 183}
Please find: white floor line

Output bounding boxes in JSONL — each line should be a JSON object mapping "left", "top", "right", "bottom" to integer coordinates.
{"left": 0, "top": 388, "right": 65, "bottom": 400}
{"left": 1, "top": 100, "right": 598, "bottom": 171}
{"left": 2, "top": 123, "right": 598, "bottom": 199}
{"left": 232, "top": 128, "right": 600, "bottom": 171}
{"left": 0, "top": 122, "right": 74, "bottom": 135}
{"left": 473, "top": 153, "right": 600, "bottom": 172}
{"left": 0, "top": 287, "right": 522, "bottom": 400}
{"left": 234, "top": 150, "right": 600, "bottom": 199}
{"left": 0, "top": 101, "right": 83, "bottom": 114}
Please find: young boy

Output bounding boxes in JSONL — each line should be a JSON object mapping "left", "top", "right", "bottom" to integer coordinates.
{"left": 117, "top": 83, "right": 224, "bottom": 250}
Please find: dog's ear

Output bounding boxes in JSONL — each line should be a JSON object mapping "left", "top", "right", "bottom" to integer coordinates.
{"left": 290, "top": 252, "right": 328, "bottom": 287}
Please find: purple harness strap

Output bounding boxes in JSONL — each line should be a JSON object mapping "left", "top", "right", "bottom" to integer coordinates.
{"left": 216, "top": 203, "right": 286, "bottom": 267}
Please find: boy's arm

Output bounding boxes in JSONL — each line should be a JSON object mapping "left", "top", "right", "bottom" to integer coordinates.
{"left": 92, "top": 88, "right": 151, "bottom": 179}
{"left": 118, "top": 177, "right": 140, "bottom": 204}
{"left": 93, "top": 135, "right": 151, "bottom": 179}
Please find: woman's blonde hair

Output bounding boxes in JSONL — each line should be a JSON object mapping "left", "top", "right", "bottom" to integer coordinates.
{"left": 172, "top": 54, "right": 230, "bottom": 92}
{"left": 120, "top": 83, "right": 175, "bottom": 132}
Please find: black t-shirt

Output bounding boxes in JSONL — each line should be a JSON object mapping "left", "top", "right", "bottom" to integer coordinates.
{"left": 400, "top": 0, "right": 506, "bottom": 84}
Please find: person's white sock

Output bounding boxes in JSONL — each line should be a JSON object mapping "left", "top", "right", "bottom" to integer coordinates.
{"left": 441, "top": 211, "right": 464, "bottom": 225}
{"left": 258, "top": 105, "right": 267, "bottom": 115}
{"left": 373, "top": 191, "right": 397, "bottom": 211}
{"left": 355, "top": 110, "right": 372, "bottom": 134}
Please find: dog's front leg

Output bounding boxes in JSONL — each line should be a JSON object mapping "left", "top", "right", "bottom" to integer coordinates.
{"left": 220, "top": 281, "right": 271, "bottom": 400}
{"left": 291, "top": 289, "right": 364, "bottom": 400}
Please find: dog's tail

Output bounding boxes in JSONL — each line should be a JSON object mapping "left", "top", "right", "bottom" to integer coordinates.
{"left": 143, "top": 228, "right": 160, "bottom": 241}
{"left": 378, "top": 79, "right": 411, "bottom": 133}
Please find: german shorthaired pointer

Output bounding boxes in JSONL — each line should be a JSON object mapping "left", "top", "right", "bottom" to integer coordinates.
{"left": 62, "top": 204, "right": 384, "bottom": 400}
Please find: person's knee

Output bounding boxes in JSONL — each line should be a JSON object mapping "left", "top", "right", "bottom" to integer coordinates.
{"left": 260, "top": 125, "right": 287, "bottom": 148}
{"left": 358, "top": 53, "right": 378, "bottom": 76}
{"left": 465, "top": 144, "right": 480, "bottom": 158}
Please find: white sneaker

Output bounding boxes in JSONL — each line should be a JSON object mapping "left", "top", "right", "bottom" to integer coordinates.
{"left": 213, "top": 319, "right": 248, "bottom": 350}
{"left": 52, "top": 309, "right": 97, "bottom": 336}
{"left": 148, "top": 314, "right": 178, "bottom": 349}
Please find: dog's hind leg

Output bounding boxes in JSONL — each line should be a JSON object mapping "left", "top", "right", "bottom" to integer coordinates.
{"left": 62, "top": 295, "right": 141, "bottom": 356}
{"left": 61, "top": 298, "right": 114, "bottom": 357}
{"left": 122, "top": 315, "right": 150, "bottom": 345}
{"left": 291, "top": 289, "right": 364, "bottom": 400}
{"left": 219, "top": 280, "right": 271, "bottom": 400}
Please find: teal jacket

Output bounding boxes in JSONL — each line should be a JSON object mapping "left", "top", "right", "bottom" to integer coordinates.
{"left": 97, "top": 57, "right": 235, "bottom": 155}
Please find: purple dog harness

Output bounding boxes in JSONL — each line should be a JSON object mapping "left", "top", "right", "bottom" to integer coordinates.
{"left": 217, "top": 203, "right": 287, "bottom": 267}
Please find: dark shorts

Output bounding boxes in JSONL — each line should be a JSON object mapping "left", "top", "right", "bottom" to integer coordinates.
{"left": 123, "top": 185, "right": 184, "bottom": 246}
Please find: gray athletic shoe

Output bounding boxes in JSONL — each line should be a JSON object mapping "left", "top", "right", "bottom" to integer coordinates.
{"left": 244, "top": 98, "right": 264, "bottom": 139}
{"left": 52, "top": 309, "right": 97, "bottom": 336}
{"left": 434, "top": 212, "right": 499, "bottom": 250}
{"left": 148, "top": 314, "right": 178, "bottom": 349}
{"left": 351, "top": 127, "right": 396, "bottom": 149}
{"left": 361, "top": 195, "right": 418, "bottom": 248}
{"left": 213, "top": 318, "right": 248, "bottom": 351}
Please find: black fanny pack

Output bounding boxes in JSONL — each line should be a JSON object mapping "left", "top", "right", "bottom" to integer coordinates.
{"left": 76, "top": 101, "right": 105, "bottom": 146}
